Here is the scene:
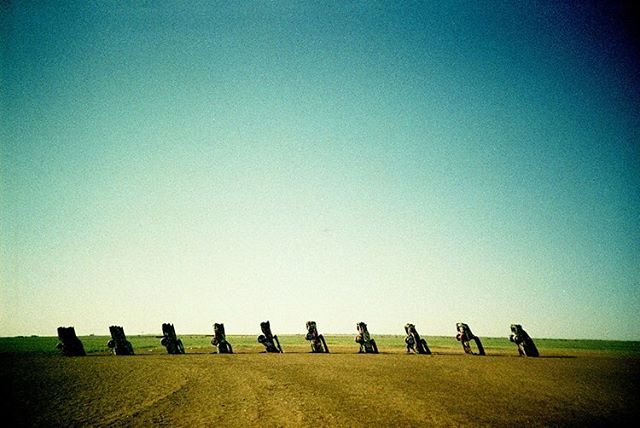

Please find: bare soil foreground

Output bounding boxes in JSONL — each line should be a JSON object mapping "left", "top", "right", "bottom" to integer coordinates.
{"left": 3, "top": 338, "right": 639, "bottom": 427}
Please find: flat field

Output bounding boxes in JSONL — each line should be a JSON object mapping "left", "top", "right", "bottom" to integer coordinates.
{"left": 2, "top": 335, "right": 639, "bottom": 426}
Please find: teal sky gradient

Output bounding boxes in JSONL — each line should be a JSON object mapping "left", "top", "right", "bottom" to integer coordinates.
{"left": 2, "top": 1, "right": 639, "bottom": 339}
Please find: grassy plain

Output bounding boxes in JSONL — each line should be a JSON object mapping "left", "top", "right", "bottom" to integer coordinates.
{"left": 2, "top": 335, "right": 639, "bottom": 426}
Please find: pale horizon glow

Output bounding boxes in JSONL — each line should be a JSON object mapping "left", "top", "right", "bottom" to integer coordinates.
{"left": 1, "top": 1, "right": 639, "bottom": 340}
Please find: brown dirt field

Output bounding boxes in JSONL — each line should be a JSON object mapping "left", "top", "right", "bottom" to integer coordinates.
{"left": 3, "top": 347, "right": 639, "bottom": 427}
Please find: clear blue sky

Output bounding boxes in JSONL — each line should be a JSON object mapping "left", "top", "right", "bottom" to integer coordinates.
{"left": 1, "top": 1, "right": 638, "bottom": 340}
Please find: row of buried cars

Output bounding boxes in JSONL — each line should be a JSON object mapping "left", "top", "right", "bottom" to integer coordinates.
{"left": 56, "top": 322, "right": 539, "bottom": 357}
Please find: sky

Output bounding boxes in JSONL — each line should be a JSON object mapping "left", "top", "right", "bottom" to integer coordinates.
{"left": 1, "top": 1, "right": 639, "bottom": 340}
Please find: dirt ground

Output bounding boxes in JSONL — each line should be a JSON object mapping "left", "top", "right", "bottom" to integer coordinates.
{"left": 3, "top": 347, "right": 639, "bottom": 427}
